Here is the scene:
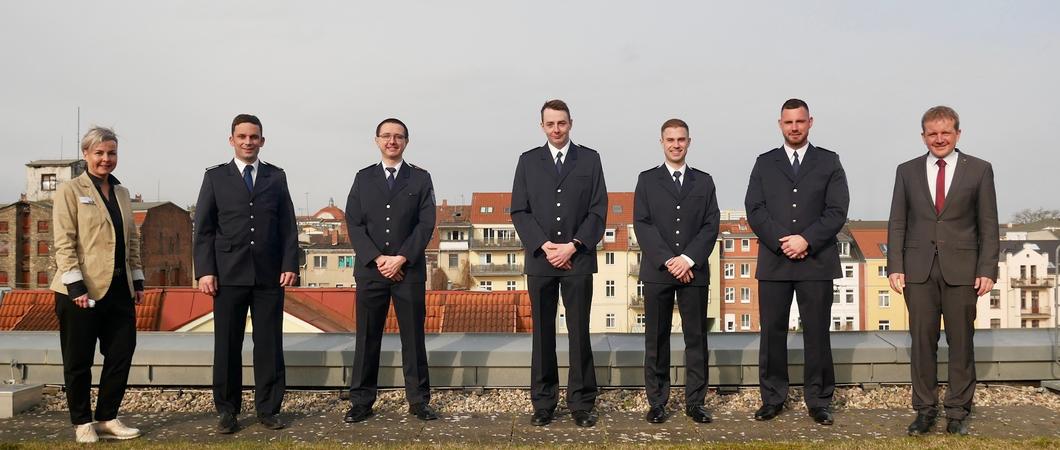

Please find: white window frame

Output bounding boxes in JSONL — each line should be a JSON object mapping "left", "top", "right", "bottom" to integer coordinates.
{"left": 740, "top": 287, "right": 751, "bottom": 304}
{"left": 724, "top": 263, "right": 735, "bottom": 279}
{"left": 605, "top": 313, "right": 616, "bottom": 329}
{"left": 741, "top": 239, "right": 750, "bottom": 251}
{"left": 605, "top": 280, "right": 615, "bottom": 297}
{"left": 724, "top": 287, "right": 735, "bottom": 303}
{"left": 740, "top": 263, "right": 750, "bottom": 278}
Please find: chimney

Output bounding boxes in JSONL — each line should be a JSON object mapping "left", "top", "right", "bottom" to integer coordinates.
{"left": 133, "top": 194, "right": 143, "bottom": 203}
{"left": 331, "top": 229, "right": 338, "bottom": 245}
{"left": 441, "top": 199, "right": 448, "bottom": 206}
{"left": 19, "top": 193, "right": 27, "bottom": 202}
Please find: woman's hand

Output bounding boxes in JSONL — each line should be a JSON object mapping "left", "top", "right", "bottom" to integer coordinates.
{"left": 134, "top": 290, "right": 144, "bottom": 305}
{"left": 73, "top": 294, "right": 92, "bottom": 308}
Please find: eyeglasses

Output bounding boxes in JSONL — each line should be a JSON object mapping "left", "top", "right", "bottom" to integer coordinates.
{"left": 377, "top": 134, "right": 407, "bottom": 142}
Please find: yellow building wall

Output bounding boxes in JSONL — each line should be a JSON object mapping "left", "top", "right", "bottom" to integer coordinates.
{"left": 862, "top": 259, "right": 909, "bottom": 330}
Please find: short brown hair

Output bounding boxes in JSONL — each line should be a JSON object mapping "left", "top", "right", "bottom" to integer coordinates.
{"left": 781, "top": 98, "right": 809, "bottom": 113}
{"left": 231, "top": 114, "right": 263, "bottom": 135}
{"left": 660, "top": 118, "right": 689, "bottom": 135}
{"left": 540, "top": 99, "right": 571, "bottom": 121}
{"left": 376, "top": 118, "right": 409, "bottom": 139}
{"left": 921, "top": 106, "right": 960, "bottom": 131}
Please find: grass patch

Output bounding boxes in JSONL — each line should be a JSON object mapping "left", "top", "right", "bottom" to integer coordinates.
{"left": 2, "top": 436, "right": 1060, "bottom": 450}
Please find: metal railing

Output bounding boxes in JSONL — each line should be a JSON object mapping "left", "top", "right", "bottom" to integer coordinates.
{"left": 628, "top": 263, "right": 640, "bottom": 275}
{"left": 629, "top": 295, "right": 644, "bottom": 307}
{"left": 1021, "top": 304, "right": 1052, "bottom": 316}
{"left": 470, "top": 264, "right": 523, "bottom": 276}
{"left": 1011, "top": 277, "right": 1056, "bottom": 288}
{"left": 470, "top": 238, "right": 523, "bottom": 250}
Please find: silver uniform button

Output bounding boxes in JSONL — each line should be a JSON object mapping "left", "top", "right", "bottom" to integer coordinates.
{"left": 556, "top": 202, "right": 561, "bottom": 207}
{"left": 250, "top": 241, "right": 255, "bottom": 245}
{"left": 556, "top": 217, "right": 561, "bottom": 221}
{"left": 675, "top": 243, "right": 681, "bottom": 246}
{"left": 250, "top": 215, "right": 254, "bottom": 219}
{"left": 385, "top": 229, "right": 390, "bottom": 233}
{"left": 249, "top": 202, "right": 254, "bottom": 206}
{"left": 250, "top": 227, "right": 255, "bottom": 232}
{"left": 557, "top": 231, "right": 562, "bottom": 235}
{"left": 792, "top": 203, "right": 797, "bottom": 207}
{"left": 386, "top": 217, "right": 390, "bottom": 221}
{"left": 793, "top": 188, "right": 798, "bottom": 192}
{"left": 557, "top": 189, "right": 562, "bottom": 193}
{"left": 676, "top": 218, "right": 681, "bottom": 222}
{"left": 386, "top": 204, "right": 391, "bottom": 209}
{"left": 676, "top": 230, "right": 680, "bottom": 235}
{"left": 676, "top": 205, "right": 681, "bottom": 210}
{"left": 385, "top": 242, "right": 390, "bottom": 246}
{"left": 792, "top": 219, "right": 797, "bottom": 223}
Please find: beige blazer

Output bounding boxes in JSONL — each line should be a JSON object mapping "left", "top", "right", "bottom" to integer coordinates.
{"left": 50, "top": 172, "right": 144, "bottom": 299}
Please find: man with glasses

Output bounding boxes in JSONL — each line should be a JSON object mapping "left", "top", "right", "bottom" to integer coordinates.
{"left": 343, "top": 118, "right": 438, "bottom": 423}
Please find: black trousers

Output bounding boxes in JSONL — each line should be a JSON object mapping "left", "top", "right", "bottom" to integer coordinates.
{"left": 643, "top": 282, "right": 709, "bottom": 408}
{"left": 212, "top": 285, "right": 285, "bottom": 416}
{"left": 905, "top": 257, "right": 977, "bottom": 420}
{"left": 758, "top": 279, "right": 835, "bottom": 409}
{"left": 55, "top": 276, "right": 136, "bottom": 425}
{"left": 527, "top": 274, "right": 597, "bottom": 412}
{"left": 349, "top": 278, "right": 430, "bottom": 407}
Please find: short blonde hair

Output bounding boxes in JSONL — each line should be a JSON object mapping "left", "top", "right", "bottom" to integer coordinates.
{"left": 921, "top": 106, "right": 960, "bottom": 131}
{"left": 80, "top": 126, "right": 118, "bottom": 153}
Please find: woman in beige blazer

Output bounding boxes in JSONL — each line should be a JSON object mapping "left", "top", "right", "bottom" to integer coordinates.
{"left": 51, "top": 126, "right": 145, "bottom": 443}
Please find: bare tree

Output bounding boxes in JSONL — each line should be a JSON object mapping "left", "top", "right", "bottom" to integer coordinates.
{"left": 1011, "top": 208, "right": 1060, "bottom": 224}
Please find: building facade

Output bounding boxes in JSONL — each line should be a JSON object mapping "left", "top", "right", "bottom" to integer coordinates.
{"left": 0, "top": 199, "right": 54, "bottom": 289}
{"left": 24, "top": 160, "right": 85, "bottom": 202}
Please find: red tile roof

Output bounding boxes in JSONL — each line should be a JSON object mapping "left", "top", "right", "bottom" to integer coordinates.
{"left": 429, "top": 202, "right": 470, "bottom": 251}
{"left": 470, "top": 192, "right": 513, "bottom": 224}
{"left": 849, "top": 227, "right": 888, "bottom": 259}
{"left": 606, "top": 192, "right": 634, "bottom": 225}
{"left": 0, "top": 289, "right": 166, "bottom": 332}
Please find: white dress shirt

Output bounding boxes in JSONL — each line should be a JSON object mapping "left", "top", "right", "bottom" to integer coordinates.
{"left": 926, "top": 150, "right": 959, "bottom": 201}
{"left": 547, "top": 140, "right": 571, "bottom": 164}
{"left": 382, "top": 160, "right": 405, "bottom": 178}
{"left": 783, "top": 143, "right": 809, "bottom": 165}
{"left": 232, "top": 158, "right": 260, "bottom": 185}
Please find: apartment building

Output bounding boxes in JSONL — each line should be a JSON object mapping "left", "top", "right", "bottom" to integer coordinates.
{"left": 431, "top": 200, "right": 471, "bottom": 290}
{"left": 988, "top": 241, "right": 1058, "bottom": 329}
{"left": 848, "top": 221, "right": 908, "bottom": 331}
{"left": 468, "top": 193, "right": 524, "bottom": 293}
{"left": 718, "top": 219, "right": 759, "bottom": 332}
{"left": 131, "top": 201, "right": 193, "bottom": 287}
{"left": 0, "top": 198, "right": 54, "bottom": 289}
{"left": 25, "top": 160, "right": 85, "bottom": 202}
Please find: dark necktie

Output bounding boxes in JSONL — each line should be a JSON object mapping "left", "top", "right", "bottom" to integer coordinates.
{"left": 386, "top": 167, "right": 397, "bottom": 190}
{"left": 673, "top": 170, "right": 682, "bottom": 192}
{"left": 791, "top": 151, "right": 800, "bottom": 175}
{"left": 243, "top": 165, "right": 254, "bottom": 192}
{"left": 555, "top": 151, "right": 564, "bottom": 174}
{"left": 935, "top": 159, "right": 947, "bottom": 214}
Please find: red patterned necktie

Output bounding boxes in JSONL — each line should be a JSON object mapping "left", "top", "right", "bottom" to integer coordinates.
{"left": 935, "top": 159, "right": 946, "bottom": 215}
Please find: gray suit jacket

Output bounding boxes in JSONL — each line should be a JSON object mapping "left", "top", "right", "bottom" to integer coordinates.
{"left": 886, "top": 150, "right": 999, "bottom": 285}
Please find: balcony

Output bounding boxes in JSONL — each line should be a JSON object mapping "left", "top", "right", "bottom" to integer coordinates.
{"left": 629, "top": 294, "right": 644, "bottom": 307}
{"left": 438, "top": 239, "right": 469, "bottom": 251}
{"left": 1011, "top": 277, "right": 1055, "bottom": 288}
{"left": 470, "top": 238, "right": 523, "bottom": 250}
{"left": 628, "top": 263, "right": 641, "bottom": 276}
{"left": 470, "top": 264, "right": 523, "bottom": 276}
{"left": 1020, "top": 304, "right": 1051, "bottom": 317}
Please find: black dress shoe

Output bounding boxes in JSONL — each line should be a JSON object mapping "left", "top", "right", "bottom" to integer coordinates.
{"left": 409, "top": 403, "right": 439, "bottom": 421}
{"left": 258, "top": 414, "right": 286, "bottom": 430}
{"left": 572, "top": 410, "right": 597, "bottom": 428}
{"left": 216, "top": 412, "right": 238, "bottom": 434}
{"left": 686, "top": 405, "right": 713, "bottom": 424}
{"left": 531, "top": 408, "right": 555, "bottom": 426}
{"left": 646, "top": 406, "right": 667, "bottom": 424}
{"left": 808, "top": 407, "right": 833, "bottom": 425}
{"left": 946, "top": 418, "right": 969, "bottom": 435}
{"left": 907, "top": 412, "right": 937, "bottom": 436}
{"left": 754, "top": 403, "right": 784, "bottom": 421}
{"left": 344, "top": 405, "right": 374, "bottom": 423}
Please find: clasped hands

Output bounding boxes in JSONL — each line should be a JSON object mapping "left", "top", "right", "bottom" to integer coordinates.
{"left": 665, "top": 256, "right": 694, "bottom": 284}
{"left": 541, "top": 241, "right": 576, "bottom": 270}
{"left": 779, "top": 235, "right": 808, "bottom": 260}
{"left": 375, "top": 254, "right": 407, "bottom": 281}
{"left": 198, "top": 271, "right": 298, "bottom": 297}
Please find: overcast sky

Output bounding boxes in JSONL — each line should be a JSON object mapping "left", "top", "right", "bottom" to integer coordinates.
{"left": 2, "top": 1, "right": 1057, "bottom": 220}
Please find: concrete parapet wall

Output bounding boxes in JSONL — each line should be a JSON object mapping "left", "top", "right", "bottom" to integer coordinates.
{"left": 1, "top": 329, "right": 1057, "bottom": 388}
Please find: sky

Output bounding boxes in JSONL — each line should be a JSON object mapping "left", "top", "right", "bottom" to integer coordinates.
{"left": 1, "top": 1, "right": 1057, "bottom": 220}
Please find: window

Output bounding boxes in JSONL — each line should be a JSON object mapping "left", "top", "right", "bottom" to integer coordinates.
{"left": 605, "top": 252, "right": 615, "bottom": 265}
{"left": 635, "top": 314, "right": 645, "bottom": 326}
{"left": 558, "top": 313, "right": 566, "bottom": 329}
{"left": 506, "top": 281, "right": 517, "bottom": 291}
{"left": 0, "top": 222, "right": 8, "bottom": 233}
{"left": 307, "top": 283, "right": 318, "bottom": 287}
{"left": 741, "top": 239, "right": 750, "bottom": 251}
{"left": 0, "top": 271, "right": 7, "bottom": 284}
{"left": 37, "top": 271, "right": 48, "bottom": 286}
{"left": 337, "top": 255, "right": 354, "bottom": 268}
{"left": 724, "top": 287, "right": 735, "bottom": 303}
{"left": 448, "top": 253, "right": 459, "bottom": 268}
{"left": 604, "top": 229, "right": 616, "bottom": 243}
{"left": 740, "top": 287, "right": 751, "bottom": 303}
{"left": 37, "top": 241, "right": 49, "bottom": 255}
{"left": 724, "top": 314, "right": 735, "bottom": 332}
{"left": 605, "top": 280, "right": 615, "bottom": 297}
{"left": 740, "top": 263, "right": 750, "bottom": 278}
{"left": 605, "top": 313, "right": 616, "bottom": 329}
{"left": 1032, "top": 320, "right": 1040, "bottom": 328}
{"left": 335, "top": 284, "right": 344, "bottom": 287}
{"left": 989, "top": 290, "right": 1000, "bottom": 309}
{"left": 479, "top": 206, "right": 493, "bottom": 213}
{"left": 37, "top": 221, "right": 49, "bottom": 233}
{"left": 636, "top": 281, "right": 644, "bottom": 297}
{"left": 845, "top": 317, "right": 854, "bottom": 331}
{"left": 878, "top": 266, "right": 887, "bottom": 277}
{"left": 741, "top": 314, "right": 751, "bottom": 330}
{"left": 990, "top": 318, "right": 1001, "bottom": 329}
{"left": 833, "top": 287, "right": 840, "bottom": 303}
{"left": 844, "top": 265, "right": 854, "bottom": 278}
{"left": 724, "top": 263, "right": 735, "bottom": 279}
{"left": 480, "top": 253, "right": 493, "bottom": 264}
{"left": 506, "top": 253, "right": 517, "bottom": 265}
{"left": 878, "top": 320, "right": 891, "bottom": 330}
{"left": 612, "top": 205, "right": 623, "bottom": 214}
{"left": 313, "top": 255, "right": 328, "bottom": 268}
{"left": 724, "top": 239, "right": 734, "bottom": 252}
{"left": 445, "top": 230, "right": 465, "bottom": 241}
{"left": 1022, "top": 319, "right": 1027, "bottom": 328}
{"left": 838, "top": 241, "right": 850, "bottom": 256}
{"left": 40, "top": 174, "right": 58, "bottom": 191}
{"left": 845, "top": 289, "right": 855, "bottom": 304}
{"left": 479, "top": 280, "right": 492, "bottom": 291}
{"left": 878, "top": 290, "right": 890, "bottom": 307}
{"left": 833, "top": 317, "right": 841, "bottom": 331}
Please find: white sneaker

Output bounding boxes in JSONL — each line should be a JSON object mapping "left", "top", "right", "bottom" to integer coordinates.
{"left": 93, "top": 418, "right": 142, "bottom": 440}
{"left": 74, "top": 423, "right": 98, "bottom": 443}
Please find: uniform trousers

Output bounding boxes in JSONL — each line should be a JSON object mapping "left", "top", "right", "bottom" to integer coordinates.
{"left": 757, "top": 279, "right": 835, "bottom": 408}
{"left": 527, "top": 274, "right": 598, "bottom": 412}
{"left": 212, "top": 285, "right": 286, "bottom": 416}
{"left": 643, "top": 282, "right": 709, "bottom": 408}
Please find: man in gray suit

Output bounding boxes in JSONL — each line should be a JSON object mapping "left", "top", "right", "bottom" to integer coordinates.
{"left": 887, "top": 105, "right": 999, "bottom": 436}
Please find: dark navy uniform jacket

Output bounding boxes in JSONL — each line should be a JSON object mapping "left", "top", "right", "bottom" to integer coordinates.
{"left": 194, "top": 160, "right": 299, "bottom": 286}
{"left": 344, "top": 162, "right": 436, "bottom": 283}
{"left": 744, "top": 144, "right": 849, "bottom": 281}
{"left": 633, "top": 165, "right": 720, "bottom": 286}
{"left": 510, "top": 143, "right": 608, "bottom": 277}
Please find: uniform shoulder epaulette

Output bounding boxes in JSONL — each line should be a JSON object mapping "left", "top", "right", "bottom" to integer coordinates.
{"left": 689, "top": 166, "right": 710, "bottom": 175}
{"left": 205, "top": 163, "right": 227, "bottom": 172}
{"left": 521, "top": 147, "right": 541, "bottom": 156}
{"left": 358, "top": 163, "right": 379, "bottom": 173}
{"left": 813, "top": 146, "right": 836, "bottom": 155}
{"left": 576, "top": 144, "right": 599, "bottom": 154}
{"left": 640, "top": 165, "right": 662, "bottom": 174}
{"left": 758, "top": 148, "right": 779, "bottom": 158}
{"left": 407, "top": 162, "right": 428, "bottom": 172}
{"left": 260, "top": 160, "right": 284, "bottom": 171}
